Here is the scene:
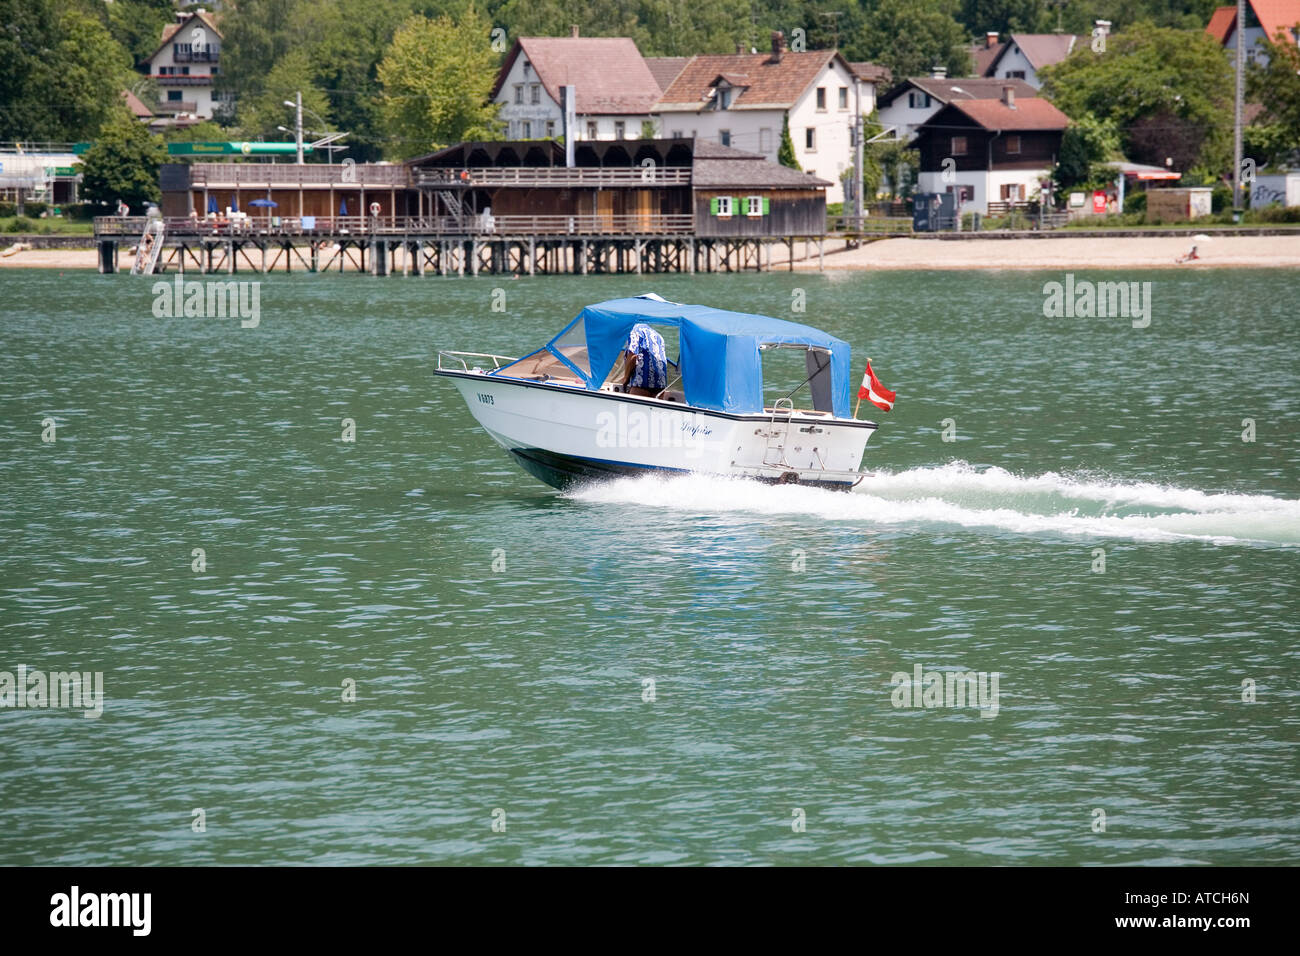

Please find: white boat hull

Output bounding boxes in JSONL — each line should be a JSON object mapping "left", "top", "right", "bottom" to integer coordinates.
{"left": 438, "top": 370, "right": 877, "bottom": 489}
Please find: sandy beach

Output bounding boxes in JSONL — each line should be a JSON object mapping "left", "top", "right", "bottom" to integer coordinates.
{"left": 2, "top": 234, "right": 1298, "bottom": 272}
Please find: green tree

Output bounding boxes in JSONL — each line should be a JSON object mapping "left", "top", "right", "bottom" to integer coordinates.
{"left": 1054, "top": 112, "right": 1121, "bottom": 192}
{"left": 1248, "top": 31, "right": 1300, "bottom": 166}
{"left": 238, "top": 50, "right": 333, "bottom": 143}
{"left": 377, "top": 6, "right": 503, "bottom": 158}
{"left": 778, "top": 115, "right": 801, "bottom": 169}
{"left": 1039, "top": 23, "right": 1233, "bottom": 180}
{"left": 856, "top": 0, "right": 971, "bottom": 80}
{"left": 76, "top": 107, "right": 167, "bottom": 211}
{"left": 107, "top": 0, "right": 176, "bottom": 65}
{"left": 0, "top": 0, "right": 133, "bottom": 142}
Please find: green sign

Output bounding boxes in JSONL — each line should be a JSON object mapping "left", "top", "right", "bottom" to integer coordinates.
{"left": 166, "top": 142, "right": 311, "bottom": 156}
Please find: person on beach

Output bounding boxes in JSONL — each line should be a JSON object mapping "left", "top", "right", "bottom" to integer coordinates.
{"left": 1176, "top": 245, "right": 1200, "bottom": 264}
{"left": 620, "top": 323, "right": 668, "bottom": 397}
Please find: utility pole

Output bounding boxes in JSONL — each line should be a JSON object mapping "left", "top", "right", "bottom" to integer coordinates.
{"left": 1232, "top": 0, "right": 1244, "bottom": 216}
{"left": 295, "top": 91, "right": 304, "bottom": 165}
{"left": 853, "top": 79, "right": 865, "bottom": 229}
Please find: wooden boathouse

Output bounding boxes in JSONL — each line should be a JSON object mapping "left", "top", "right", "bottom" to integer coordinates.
{"left": 95, "top": 138, "right": 832, "bottom": 276}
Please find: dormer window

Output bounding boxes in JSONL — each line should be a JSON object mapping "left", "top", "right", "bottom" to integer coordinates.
{"left": 717, "top": 86, "right": 731, "bottom": 109}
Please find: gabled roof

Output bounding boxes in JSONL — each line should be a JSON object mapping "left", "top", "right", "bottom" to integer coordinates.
{"left": 491, "top": 38, "right": 661, "bottom": 115}
{"left": 657, "top": 50, "right": 847, "bottom": 110}
{"left": 121, "top": 89, "right": 154, "bottom": 119}
{"left": 1207, "top": 6, "right": 1238, "bottom": 42}
{"left": 878, "top": 76, "right": 1038, "bottom": 109}
{"left": 849, "top": 61, "right": 892, "bottom": 85}
{"left": 645, "top": 57, "right": 691, "bottom": 93}
{"left": 147, "top": 10, "right": 222, "bottom": 63}
{"left": 987, "top": 33, "right": 1080, "bottom": 74}
{"left": 969, "top": 40, "right": 1007, "bottom": 77}
{"left": 1207, "top": 1, "right": 1300, "bottom": 44}
{"left": 938, "top": 97, "right": 1071, "bottom": 132}
{"left": 693, "top": 140, "right": 833, "bottom": 188}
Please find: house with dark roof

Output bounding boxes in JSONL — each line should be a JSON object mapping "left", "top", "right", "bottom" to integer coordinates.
{"left": 491, "top": 32, "right": 662, "bottom": 143}
{"left": 912, "top": 87, "right": 1070, "bottom": 215}
{"left": 655, "top": 32, "right": 887, "bottom": 204}
{"left": 1206, "top": 0, "right": 1300, "bottom": 67}
{"left": 979, "top": 33, "right": 1083, "bottom": 89}
{"left": 877, "top": 75, "right": 1039, "bottom": 143}
{"left": 144, "top": 8, "right": 225, "bottom": 122}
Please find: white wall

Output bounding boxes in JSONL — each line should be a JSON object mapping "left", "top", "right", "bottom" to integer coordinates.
{"left": 788, "top": 58, "right": 861, "bottom": 204}
{"left": 917, "top": 166, "right": 1051, "bottom": 215}
{"left": 878, "top": 89, "right": 944, "bottom": 143}
{"left": 990, "top": 44, "right": 1041, "bottom": 88}
{"left": 658, "top": 108, "right": 782, "bottom": 161}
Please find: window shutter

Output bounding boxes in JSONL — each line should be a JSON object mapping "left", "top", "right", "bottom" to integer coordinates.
{"left": 762, "top": 197, "right": 770, "bottom": 215}
{"left": 710, "top": 197, "right": 719, "bottom": 215}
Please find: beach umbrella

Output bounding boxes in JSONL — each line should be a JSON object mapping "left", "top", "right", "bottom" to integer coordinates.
{"left": 207, "top": 196, "right": 218, "bottom": 214}
{"left": 231, "top": 195, "right": 239, "bottom": 212}
{"left": 339, "top": 198, "right": 348, "bottom": 216}
{"left": 248, "top": 199, "right": 277, "bottom": 207}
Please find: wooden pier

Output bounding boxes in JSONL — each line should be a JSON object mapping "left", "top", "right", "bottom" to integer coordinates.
{"left": 94, "top": 215, "right": 826, "bottom": 276}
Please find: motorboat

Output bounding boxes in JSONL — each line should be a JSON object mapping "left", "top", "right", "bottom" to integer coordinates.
{"left": 435, "top": 294, "right": 880, "bottom": 490}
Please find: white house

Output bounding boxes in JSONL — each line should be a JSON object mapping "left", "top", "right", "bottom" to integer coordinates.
{"left": 490, "top": 33, "right": 661, "bottom": 142}
{"left": 876, "top": 75, "right": 1039, "bottom": 143}
{"left": 1207, "top": 1, "right": 1300, "bottom": 67}
{"left": 981, "top": 34, "right": 1082, "bottom": 89}
{"left": 655, "top": 33, "right": 885, "bottom": 204}
{"left": 144, "top": 8, "right": 226, "bottom": 123}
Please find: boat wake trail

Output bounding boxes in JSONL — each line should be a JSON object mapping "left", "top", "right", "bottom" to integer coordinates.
{"left": 567, "top": 462, "right": 1300, "bottom": 546}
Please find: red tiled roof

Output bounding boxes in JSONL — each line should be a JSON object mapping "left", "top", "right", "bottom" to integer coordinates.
{"left": 657, "top": 50, "right": 837, "bottom": 109}
{"left": 645, "top": 57, "right": 690, "bottom": 93}
{"left": 948, "top": 97, "right": 1071, "bottom": 131}
{"left": 969, "top": 41, "right": 1006, "bottom": 77}
{"left": 120, "top": 89, "right": 153, "bottom": 118}
{"left": 492, "top": 38, "right": 661, "bottom": 115}
{"left": 1210, "top": 1, "right": 1300, "bottom": 44}
{"left": 1206, "top": 6, "right": 1237, "bottom": 42}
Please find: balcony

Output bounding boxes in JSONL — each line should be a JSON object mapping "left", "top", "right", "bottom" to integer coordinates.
{"left": 188, "top": 163, "right": 411, "bottom": 187}
{"left": 155, "top": 74, "right": 215, "bottom": 86}
{"left": 155, "top": 100, "right": 199, "bottom": 114}
{"left": 172, "top": 44, "right": 219, "bottom": 63}
{"left": 413, "top": 166, "right": 692, "bottom": 188}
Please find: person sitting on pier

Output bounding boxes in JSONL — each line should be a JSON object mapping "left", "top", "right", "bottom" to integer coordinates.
{"left": 621, "top": 323, "right": 668, "bottom": 397}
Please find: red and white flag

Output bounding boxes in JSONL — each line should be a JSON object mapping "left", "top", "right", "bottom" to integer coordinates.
{"left": 858, "top": 361, "right": 896, "bottom": 412}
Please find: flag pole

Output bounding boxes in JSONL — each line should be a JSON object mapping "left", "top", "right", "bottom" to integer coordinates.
{"left": 853, "top": 357, "right": 870, "bottom": 419}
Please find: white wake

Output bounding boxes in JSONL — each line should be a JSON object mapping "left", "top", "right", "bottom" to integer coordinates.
{"left": 567, "top": 462, "right": 1300, "bottom": 546}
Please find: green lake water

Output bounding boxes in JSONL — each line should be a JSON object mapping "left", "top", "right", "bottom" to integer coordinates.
{"left": 0, "top": 267, "right": 1296, "bottom": 864}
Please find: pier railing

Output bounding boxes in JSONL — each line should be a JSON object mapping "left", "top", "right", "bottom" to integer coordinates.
{"left": 95, "top": 213, "right": 697, "bottom": 237}
{"left": 826, "top": 215, "right": 913, "bottom": 235}
{"left": 189, "top": 163, "right": 410, "bottom": 186}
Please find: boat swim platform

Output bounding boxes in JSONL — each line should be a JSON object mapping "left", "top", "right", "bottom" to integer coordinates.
{"left": 93, "top": 217, "right": 829, "bottom": 276}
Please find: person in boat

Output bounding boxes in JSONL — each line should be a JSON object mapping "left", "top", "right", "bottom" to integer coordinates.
{"left": 620, "top": 322, "right": 668, "bottom": 397}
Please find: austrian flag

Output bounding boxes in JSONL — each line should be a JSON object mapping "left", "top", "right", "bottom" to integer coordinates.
{"left": 858, "top": 361, "right": 896, "bottom": 412}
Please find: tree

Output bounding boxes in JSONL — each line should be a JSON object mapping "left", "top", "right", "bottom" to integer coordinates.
{"left": 1039, "top": 23, "right": 1233, "bottom": 180}
{"left": 778, "top": 115, "right": 801, "bottom": 169}
{"left": 377, "top": 7, "right": 503, "bottom": 158}
{"left": 856, "top": 0, "right": 971, "bottom": 80}
{"left": 77, "top": 107, "right": 167, "bottom": 211}
{"left": 1248, "top": 31, "right": 1300, "bottom": 166}
{"left": 106, "top": 0, "right": 177, "bottom": 66}
{"left": 1054, "top": 112, "right": 1121, "bottom": 192}
{"left": 0, "top": 0, "right": 133, "bottom": 142}
{"left": 238, "top": 50, "right": 333, "bottom": 143}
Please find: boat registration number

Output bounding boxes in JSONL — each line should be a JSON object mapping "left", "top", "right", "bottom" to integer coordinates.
{"left": 476, "top": 393, "right": 494, "bottom": 405}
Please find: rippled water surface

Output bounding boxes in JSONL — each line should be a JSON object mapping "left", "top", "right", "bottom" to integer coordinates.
{"left": 1, "top": 268, "right": 1296, "bottom": 865}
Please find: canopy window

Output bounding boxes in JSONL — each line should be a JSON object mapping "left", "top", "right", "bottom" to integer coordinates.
{"left": 490, "top": 295, "right": 854, "bottom": 418}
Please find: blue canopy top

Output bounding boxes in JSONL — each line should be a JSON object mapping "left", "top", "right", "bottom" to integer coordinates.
{"left": 510, "top": 294, "right": 853, "bottom": 418}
